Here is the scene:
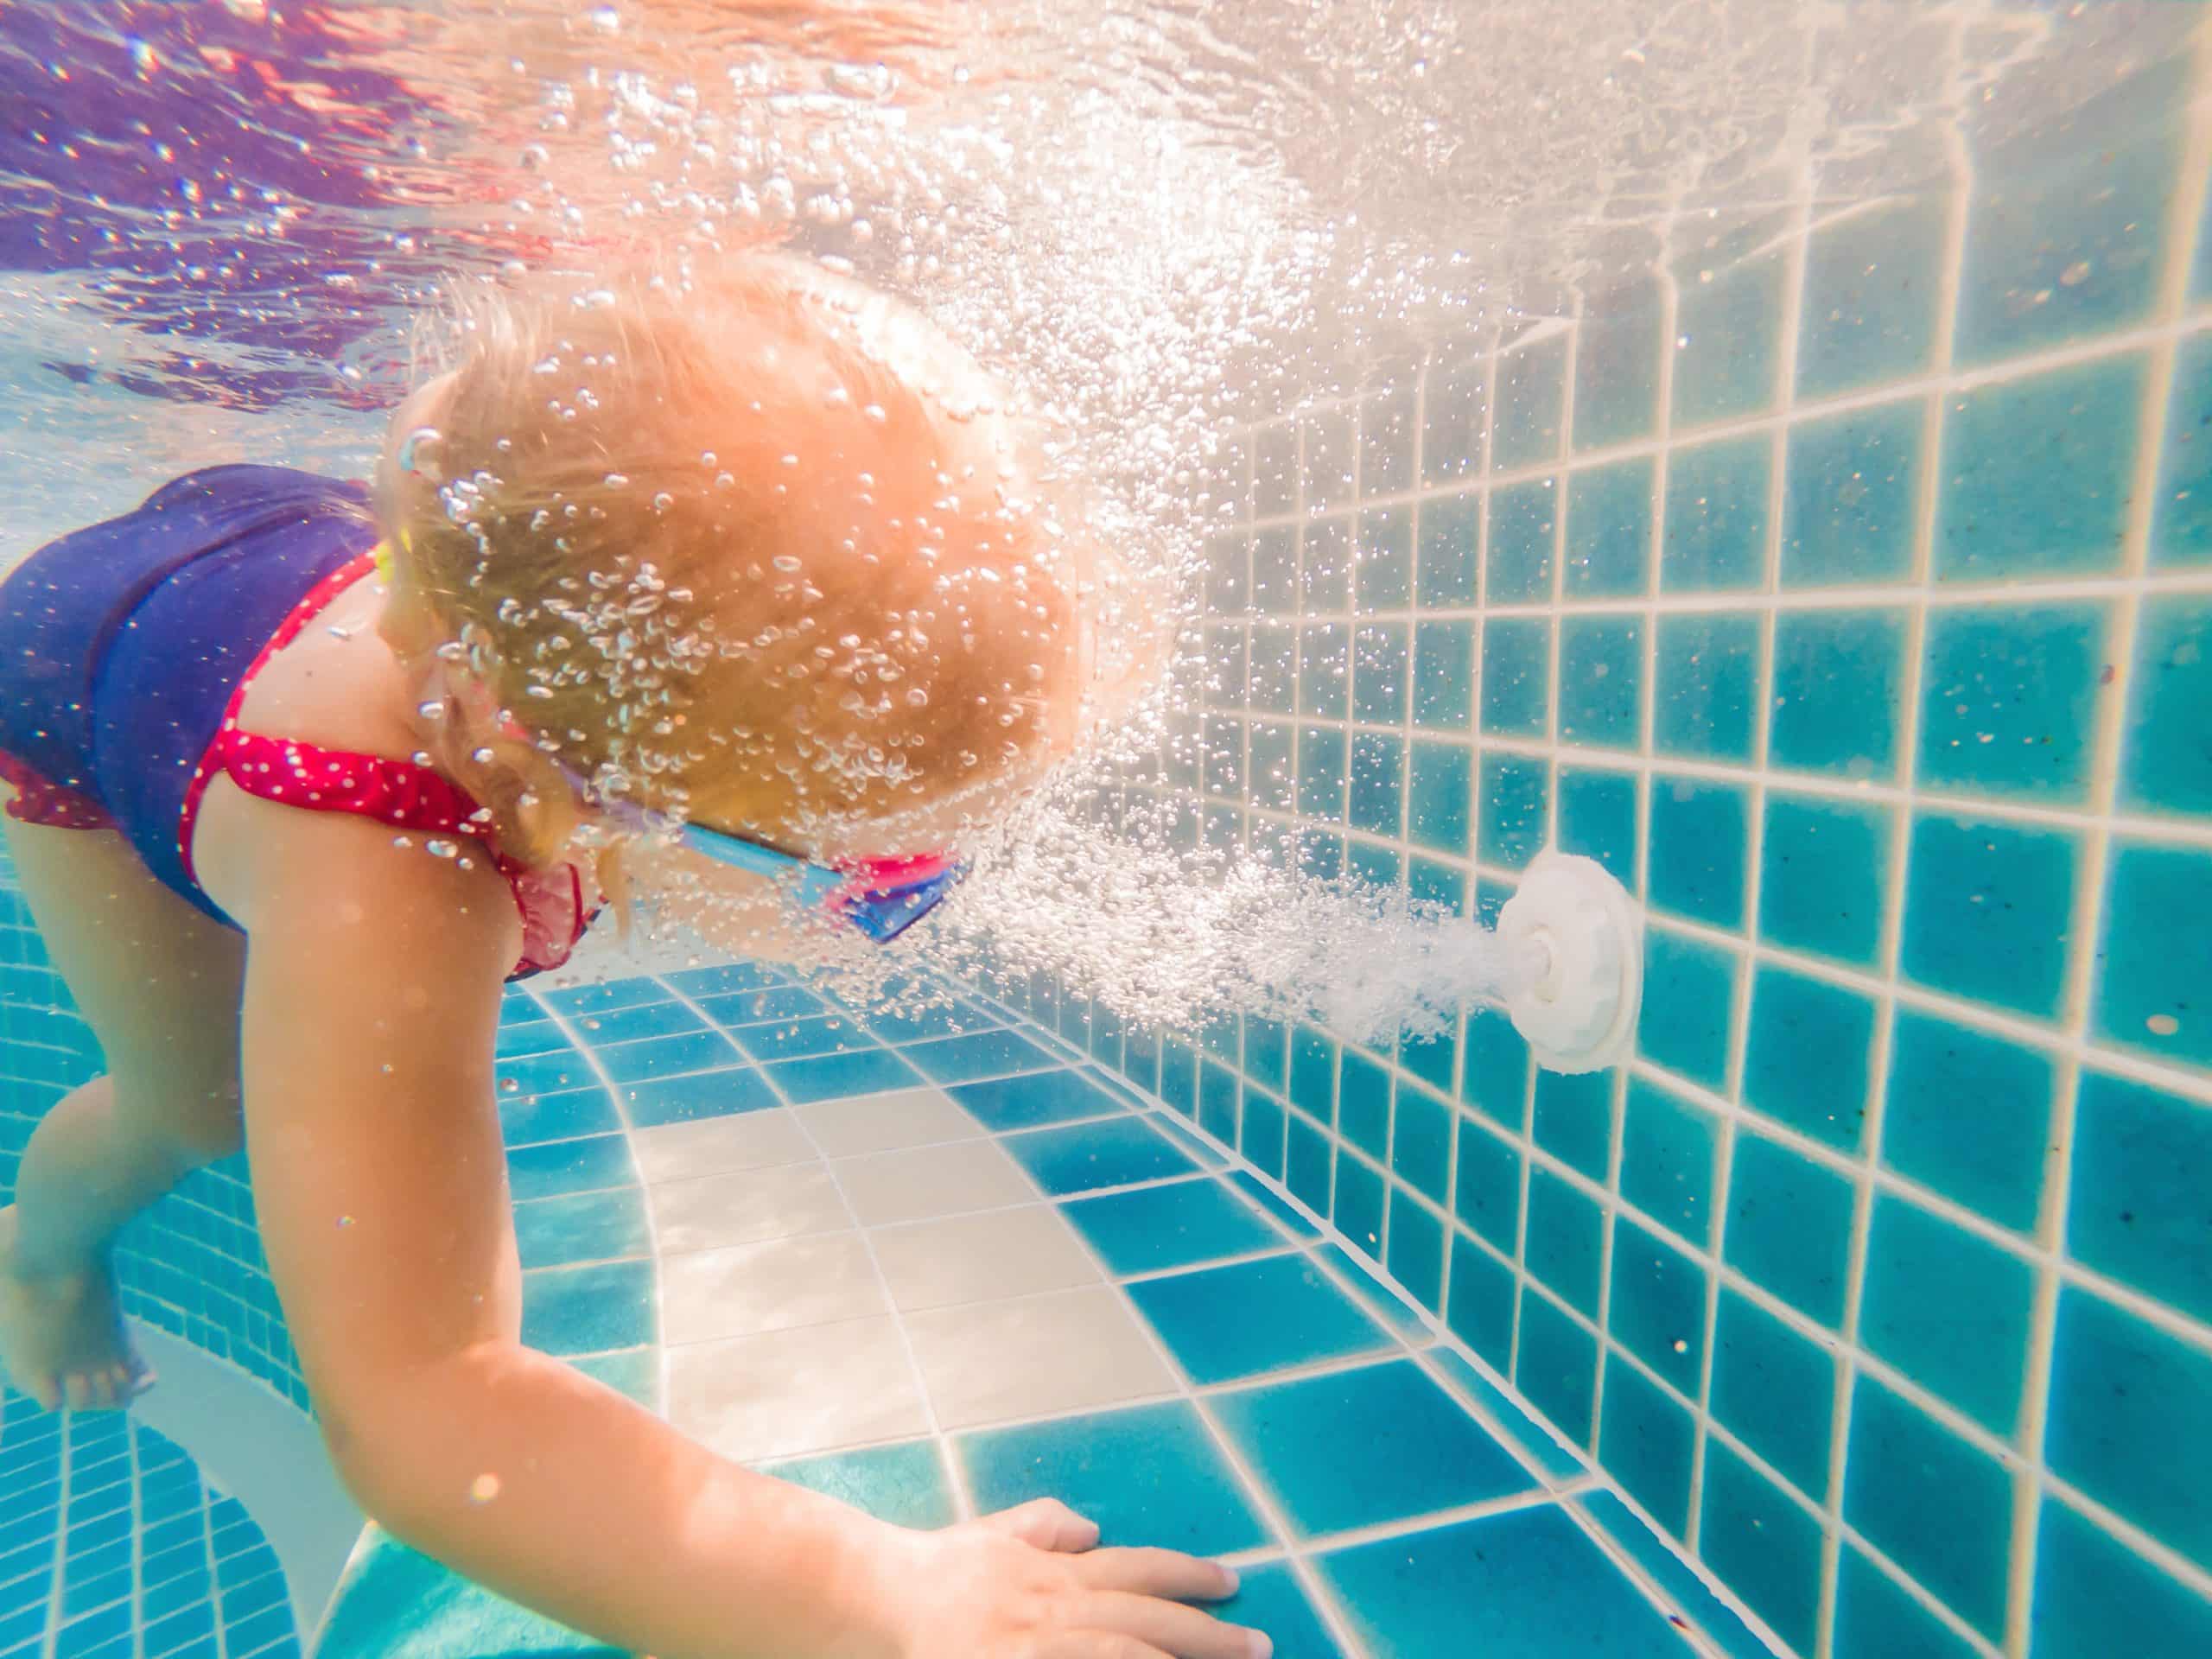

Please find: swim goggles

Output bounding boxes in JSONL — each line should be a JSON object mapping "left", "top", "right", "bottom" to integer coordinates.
{"left": 555, "top": 761, "right": 965, "bottom": 944}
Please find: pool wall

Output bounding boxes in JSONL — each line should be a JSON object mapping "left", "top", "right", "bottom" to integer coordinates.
{"left": 1051, "top": 39, "right": 2212, "bottom": 1659}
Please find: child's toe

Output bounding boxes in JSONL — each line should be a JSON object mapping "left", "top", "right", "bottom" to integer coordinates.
{"left": 63, "top": 1370, "right": 94, "bottom": 1411}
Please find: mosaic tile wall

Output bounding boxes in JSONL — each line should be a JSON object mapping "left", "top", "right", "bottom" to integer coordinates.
{"left": 1033, "top": 48, "right": 2212, "bottom": 1659}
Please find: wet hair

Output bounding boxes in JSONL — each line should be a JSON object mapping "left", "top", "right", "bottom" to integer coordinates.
{"left": 378, "top": 255, "right": 1104, "bottom": 870}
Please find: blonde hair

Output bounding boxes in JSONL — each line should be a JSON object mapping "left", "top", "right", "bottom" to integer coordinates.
{"left": 380, "top": 257, "right": 1115, "bottom": 870}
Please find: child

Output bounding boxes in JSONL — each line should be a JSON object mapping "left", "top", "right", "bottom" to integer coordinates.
{"left": 0, "top": 257, "right": 1262, "bottom": 1659}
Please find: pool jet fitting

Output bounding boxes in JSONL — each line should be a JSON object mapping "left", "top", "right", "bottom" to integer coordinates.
{"left": 1495, "top": 850, "right": 1644, "bottom": 1074}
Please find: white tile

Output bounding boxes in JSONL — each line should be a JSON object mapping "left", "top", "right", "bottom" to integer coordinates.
{"left": 871, "top": 1205, "right": 1103, "bottom": 1312}
{"left": 834, "top": 1139, "right": 1038, "bottom": 1228}
{"left": 662, "top": 1231, "right": 888, "bottom": 1345}
{"left": 631, "top": 1109, "right": 813, "bottom": 1184}
{"left": 648, "top": 1160, "right": 848, "bottom": 1255}
{"left": 795, "top": 1086, "right": 984, "bottom": 1159}
{"left": 903, "top": 1285, "right": 1175, "bottom": 1428}
{"left": 665, "top": 1317, "right": 931, "bottom": 1462}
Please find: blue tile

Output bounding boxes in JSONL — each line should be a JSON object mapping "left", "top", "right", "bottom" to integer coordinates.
{"left": 1860, "top": 1194, "right": 2033, "bottom": 1436}
{"left": 1423, "top": 359, "right": 1486, "bottom": 486}
{"left": 493, "top": 1019, "right": 569, "bottom": 1061}
{"left": 569, "top": 999, "right": 705, "bottom": 1046}
{"left": 1316, "top": 1503, "right": 1689, "bottom": 1659}
{"left": 1711, "top": 1289, "right": 1834, "bottom": 1503}
{"left": 1332, "top": 1153, "right": 1384, "bottom": 1262}
{"left": 1637, "top": 928, "right": 1738, "bottom": 1092}
{"left": 1557, "top": 617, "right": 1643, "bottom": 749}
{"left": 512, "top": 1188, "right": 651, "bottom": 1270}
{"left": 1390, "top": 1082, "right": 1452, "bottom": 1205}
{"left": 1556, "top": 766, "right": 1639, "bottom": 893}
{"left": 730, "top": 1015, "right": 876, "bottom": 1065}
{"left": 1579, "top": 1492, "right": 1771, "bottom": 1659}
{"left": 504, "top": 1134, "right": 634, "bottom": 1203}
{"left": 617, "top": 1066, "right": 778, "bottom": 1127}
{"left": 1005, "top": 1115, "right": 1202, "bottom": 1196}
{"left": 1653, "top": 613, "right": 1758, "bottom": 763}
{"left": 761, "top": 1047, "right": 923, "bottom": 1104}
{"left": 1417, "top": 491, "right": 1480, "bottom": 605}
{"left": 1385, "top": 1193, "right": 1446, "bottom": 1314}
{"left": 1758, "top": 793, "right": 1891, "bottom": 968}
{"left": 538, "top": 978, "right": 671, "bottom": 1017}
{"left": 1488, "top": 478, "right": 1558, "bottom": 602}
{"left": 2031, "top": 1494, "right": 2212, "bottom": 1659}
{"left": 518, "top": 1259, "right": 654, "bottom": 1356}
{"left": 1126, "top": 1254, "right": 1389, "bottom": 1384}
{"left": 2069, "top": 1069, "right": 2212, "bottom": 1328}
{"left": 1211, "top": 1562, "right": 1344, "bottom": 1659}
{"left": 1355, "top": 506, "right": 1413, "bottom": 611}
{"left": 902, "top": 1027, "right": 1058, "bottom": 1084}
{"left": 2045, "top": 1287, "right": 2212, "bottom": 1573}
{"left": 1609, "top": 1218, "right": 1708, "bottom": 1396}
{"left": 2094, "top": 841, "right": 2212, "bottom": 1069}
{"left": 962, "top": 1400, "right": 1268, "bottom": 1555}
{"left": 1781, "top": 397, "right": 1923, "bottom": 589}
{"left": 1477, "top": 753, "right": 1548, "bottom": 871}
{"left": 1525, "top": 1168, "right": 1603, "bottom": 1318}
{"left": 1249, "top": 721, "right": 1294, "bottom": 813}
{"left": 1338, "top": 1051, "right": 1390, "bottom": 1163}
{"left": 1834, "top": 1544, "right": 1980, "bottom": 1659}
{"left": 664, "top": 962, "right": 785, "bottom": 999}
{"left": 1493, "top": 332, "right": 1567, "bottom": 469}
{"left": 1254, "top": 421, "right": 1297, "bottom": 514}
{"left": 1700, "top": 1439, "right": 1824, "bottom": 1657}
{"left": 1901, "top": 814, "right": 2078, "bottom": 1020}
{"left": 1847, "top": 1376, "right": 2014, "bottom": 1641}
{"left": 1216, "top": 1357, "right": 1534, "bottom": 1537}
{"left": 1600, "top": 1360, "right": 1695, "bottom": 1535}
{"left": 949, "top": 1069, "right": 1126, "bottom": 1132}
{"left": 1798, "top": 198, "right": 1948, "bottom": 398}
{"left": 1061, "top": 1177, "right": 1282, "bottom": 1276}
{"left": 1411, "top": 620, "right": 1475, "bottom": 731}
{"left": 1741, "top": 966, "right": 1876, "bottom": 1153}
{"left": 1305, "top": 408, "right": 1355, "bottom": 512}
{"left": 569, "top": 1348, "right": 657, "bottom": 1409}
{"left": 1936, "top": 354, "right": 2146, "bottom": 582}
{"left": 2154, "top": 334, "right": 2212, "bottom": 569}
{"left": 1252, "top": 526, "right": 1299, "bottom": 615}
{"left": 1346, "top": 734, "right": 1402, "bottom": 839}
{"left": 1564, "top": 459, "right": 1654, "bottom": 600}
{"left": 1770, "top": 607, "right": 1906, "bottom": 779}
{"left": 1407, "top": 741, "right": 1471, "bottom": 857}
{"left": 595, "top": 1029, "right": 742, "bottom": 1085}
{"left": 1675, "top": 251, "right": 1785, "bottom": 426}
{"left": 1620, "top": 1077, "right": 1719, "bottom": 1245}
{"left": 1249, "top": 624, "right": 1297, "bottom": 716}
{"left": 1648, "top": 779, "right": 1749, "bottom": 928}
{"left": 696, "top": 985, "right": 826, "bottom": 1028}
{"left": 1452, "top": 1121, "right": 1522, "bottom": 1255}
{"left": 1724, "top": 1131, "right": 1854, "bottom": 1328}
{"left": 1516, "top": 1290, "right": 1598, "bottom": 1448}
{"left": 759, "top": 1441, "right": 955, "bottom": 1530}
{"left": 1880, "top": 1010, "right": 2052, "bottom": 1233}
{"left": 499, "top": 1083, "right": 621, "bottom": 1148}
{"left": 2124, "top": 595, "right": 2212, "bottom": 810}
{"left": 1480, "top": 617, "right": 1552, "bottom": 737}
{"left": 1295, "top": 725, "right": 1346, "bottom": 821}
{"left": 493, "top": 1050, "right": 601, "bottom": 1099}
{"left": 1662, "top": 436, "right": 1769, "bottom": 593}
{"left": 1530, "top": 1069, "right": 1611, "bottom": 1183}
{"left": 1918, "top": 602, "right": 2107, "bottom": 801}
{"left": 1351, "top": 623, "right": 1408, "bottom": 726}
{"left": 1573, "top": 282, "right": 1664, "bottom": 451}
{"left": 1233, "top": 1168, "right": 1321, "bottom": 1240}
{"left": 1301, "top": 519, "right": 1353, "bottom": 615}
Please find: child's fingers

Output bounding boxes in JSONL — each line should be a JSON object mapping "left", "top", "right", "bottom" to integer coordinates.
{"left": 1071, "top": 1592, "right": 1268, "bottom": 1659}
{"left": 1037, "top": 1637, "right": 1173, "bottom": 1659}
{"left": 1075, "top": 1548, "right": 1239, "bottom": 1604}
{"left": 976, "top": 1497, "right": 1101, "bottom": 1553}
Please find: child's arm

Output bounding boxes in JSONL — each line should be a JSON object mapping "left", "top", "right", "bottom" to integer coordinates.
{"left": 204, "top": 795, "right": 1262, "bottom": 1659}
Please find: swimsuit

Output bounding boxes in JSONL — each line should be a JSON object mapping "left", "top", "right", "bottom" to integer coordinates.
{"left": 0, "top": 465, "right": 587, "bottom": 978}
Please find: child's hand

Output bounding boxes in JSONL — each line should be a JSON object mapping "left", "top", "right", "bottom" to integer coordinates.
{"left": 882, "top": 1498, "right": 1269, "bottom": 1659}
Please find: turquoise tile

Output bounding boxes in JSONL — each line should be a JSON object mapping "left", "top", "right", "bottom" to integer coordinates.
{"left": 2031, "top": 1494, "right": 2212, "bottom": 1659}
{"left": 1200, "top": 1060, "right": 1239, "bottom": 1144}
{"left": 1918, "top": 602, "right": 2107, "bottom": 801}
{"left": 1252, "top": 525, "right": 1299, "bottom": 614}
{"left": 1725, "top": 1131, "right": 1854, "bottom": 1328}
{"left": 1333, "top": 1151, "right": 1384, "bottom": 1262}
{"left": 1936, "top": 353, "right": 2146, "bottom": 582}
{"left": 1479, "top": 617, "right": 1551, "bottom": 738}
{"left": 1296, "top": 726, "right": 1347, "bottom": 822}
{"left": 1798, "top": 196, "right": 1949, "bottom": 398}
{"left": 1637, "top": 928, "right": 1739, "bottom": 1092}
{"left": 1956, "top": 83, "right": 2179, "bottom": 365}
{"left": 1416, "top": 491, "right": 1480, "bottom": 604}
{"left": 1573, "top": 282, "right": 1664, "bottom": 451}
{"left": 1847, "top": 1376, "right": 2014, "bottom": 1642}
{"left": 1250, "top": 624, "right": 1297, "bottom": 715}
{"left": 1298, "top": 623, "right": 1350, "bottom": 718}
{"left": 1391, "top": 1082, "right": 1452, "bottom": 1205}
{"left": 696, "top": 985, "right": 825, "bottom": 1028}
{"left": 1004, "top": 1115, "right": 1200, "bottom": 1196}
{"left": 1621, "top": 1076, "right": 1719, "bottom": 1245}
{"left": 729, "top": 1016, "right": 875, "bottom": 1065}
{"left": 1711, "top": 1289, "right": 1834, "bottom": 1503}
{"left": 1781, "top": 398, "right": 1924, "bottom": 591}
{"left": 2094, "top": 841, "right": 2212, "bottom": 1068}
{"left": 2153, "top": 334, "right": 2212, "bottom": 569}
{"left": 1531, "top": 1068, "right": 1611, "bottom": 1181}
{"left": 664, "top": 962, "right": 785, "bottom": 999}
{"left": 1201, "top": 711, "right": 1245, "bottom": 798}
{"left": 1346, "top": 841, "right": 1402, "bottom": 891}
{"left": 1564, "top": 458, "right": 1655, "bottom": 599}
{"left": 1385, "top": 1190, "right": 1446, "bottom": 1313}
{"left": 1861, "top": 1194, "right": 2034, "bottom": 1435}
{"left": 1288, "top": 1027, "right": 1337, "bottom": 1124}
{"left": 1648, "top": 779, "right": 1749, "bottom": 928}
{"left": 1770, "top": 607, "right": 1905, "bottom": 779}
{"left": 1430, "top": 1347, "right": 1585, "bottom": 1481}
{"left": 1836, "top": 1546, "right": 1980, "bottom": 1659}
{"left": 1407, "top": 741, "right": 1471, "bottom": 857}
{"left": 1243, "top": 1090, "right": 1287, "bottom": 1179}
{"left": 1206, "top": 531, "right": 1250, "bottom": 613}
{"left": 504, "top": 1134, "right": 634, "bottom": 1203}
{"left": 1557, "top": 617, "right": 1643, "bottom": 748}
{"left": 1245, "top": 1017, "right": 1287, "bottom": 1091}
{"left": 493, "top": 1017, "right": 569, "bottom": 1061}
{"left": 1346, "top": 734, "right": 1403, "bottom": 838}
{"left": 1214, "top": 1358, "right": 1535, "bottom": 1537}
{"left": 1287, "top": 1115, "right": 1332, "bottom": 1214}
{"left": 1316, "top": 1504, "right": 1689, "bottom": 1659}
{"left": 1742, "top": 966, "right": 1876, "bottom": 1153}
{"left": 1653, "top": 612, "right": 1758, "bottom": 762}
{"left": 760, "top": 1441, "right": 956, "bottom": 1531}
{"left": 1516, "top": 1290, "right": 1598, "bottom": 1447}
{"left": 1609, "top": 1218, "right": 1708, "bottom": 1395}
{"left": 569, "top": 1348, "right": 657, "bottom": 1409}
{"left": 1453, "top": 1122, "right": 1521, "bottom": 1253}
{"left": 1460, "top": 1012, "right": 1532, "bottom": 1127}
{"left": 1254, "top": 420, "right": 1297, "bottom": 514}
{"left": 1361, "top": 386, "right": 1417, "bottom": 497}
{"left": 1326, "top": 1243, "right": 1427, "bottom": 1338}
{"left": 950, "top": 1068, "right": 1127, "bottom": 1131}
{"left": 2045, "top": 1286, "right": 2212, "bottom": 1572}
{"left": 518, "top": 1259, "right": 653, "bottom": 1356}
{"left": 2124, "top": 595, "right": 2212, "bottom": 810}
{"left": 1477, "top": 753, "right": 1549, "bottom": 871}
{"left": 494, "top": 1049, "right": 601, "bottom": 1098}
{"left": 761, "top": 1047, "right": 922, "bottom": 1103}
{"left": 578, "top": 999, "right": 715, "bottom": 1052}
{"left": 1675, "top": 251, "right": 1786, "bottom": 427}
{"left": 1758, "top": 793, "right": 1891, "bottom": 968}
{"left": 316, "top": 1529, "right": 615, "bottom": 1658}
{"left": 1524, "top": 1168, "right": 1603, "bottom": 1318}
{"left": 1351, "top": 623, "right": 1408, "bottom": 724}
{"left": 1493, "top": 331, "right": 1567, "bottom": 469}
{"left": 1301, "top": 517, "right": 1353, "bottom": 613}
{"left": 1126, "top": 1253, "right": 1389, "bottom": 1384}
{"left": 1411, "top": 620, "right": 1475, "bottom": 730}
{"left": 1901, "top": 815, "right": 2078, "bottom": 1020}
{"left": 1236, "top": 1169, "right": 1318, "bottom": 1241}
{"left": 1249, "top": 721, "right": 1294, "bottom": 813}
{"left": 1880, "top": 1012, "right": 2052, "bottom": 1234}
{"left": 1424, "top": 359, "right": 1486, "bottom": 484}
{"left": 619, "top": 1065, "right": 779, "bottom": 1127}
{"left": 903, "top": 1027, "right": 1057, "bottom": 1084}
{"left": 1354, "top": 507, "right": 1413, "bottom": 611}
{"left": 499, "top": 1083, "right": 620, "bottom": 1149}
{"left": 961, "top": 1402, "right": 1267, "bottom": 1556}
{"left": 1212, "top": 1562, "right": 1342, "bottom": 1659}
{"left": 511, "top": 1189, "right": 650, "bottom": 1271}
{"left": 1487, "top": 478, "right": 1558, "bottom": 602}
{"left": 2069, "top": 1069, "right": 2212, "bottom": 1328}
{"left": 1662, "top": 436, "right": 1769, "bottom": 593}
{"left": 1700, "top": 1439, "right": 1824, "bottom": 1658}
{"left": 1557, "top": 766, "right": 1639, "bottom": 892}
{"left": 1599, "top": 1361, "right": 1695, "bottom": 1536}
{"left": 1305, "top": 407, "right": 1355, "bottom": 512}
{"left": 540, "top": 978, "right": 671, "bottom": 1017}
{"left": 1579, "top": 1491, "right": 1774, "bottom": 1659}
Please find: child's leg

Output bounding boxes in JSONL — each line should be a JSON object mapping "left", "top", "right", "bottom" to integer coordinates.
{"left": 0, "top": 810, "right": 247, "bottom": 1412}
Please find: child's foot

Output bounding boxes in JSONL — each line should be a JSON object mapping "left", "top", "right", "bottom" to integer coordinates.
{"left": 0, "top": 1206, "right": 154, "bottom": 1412}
